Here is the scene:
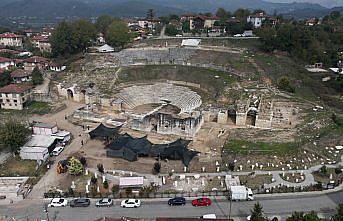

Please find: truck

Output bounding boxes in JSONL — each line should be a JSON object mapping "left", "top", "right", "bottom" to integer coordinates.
{"left": 229, "top": 185, "right": 254, "bottom": 201}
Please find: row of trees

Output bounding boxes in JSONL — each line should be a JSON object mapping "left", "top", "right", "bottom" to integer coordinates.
{"left": 251, "top": 202, "right": 343, "bottom": 221}
{"left": 256, "top": 11, "right": 342, "bottom": 66}
{"left": 51, "top": 15, "right": 132, "bottom": 57}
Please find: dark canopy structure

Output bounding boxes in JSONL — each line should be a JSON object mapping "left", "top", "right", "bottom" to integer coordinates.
{"left": 106, "top": 134, "right": 198, "bottom": 166}
{"left": 89, "top": 123, "right": 121, "bottom": 139}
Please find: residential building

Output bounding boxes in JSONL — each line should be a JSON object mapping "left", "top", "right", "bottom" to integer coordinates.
{"left": 10, "top": 69, "right": 32, "bottom": 83}
{"left": 0, "top": 33, "right": 23, "bottom": 47}
{"left": 33, "top": 122, "right": 58, "bottom": 135}
{"left": 0, "top": 84, "right": 33, "bottom": 110}
{"left": 20, "top": 146, "right": 49, "bottom": 162}
{"left": 247, "top": 12, "right": 267, "bottom": 28}
{"left": 137, "top": 19, "right": 161, "bottom": 29}
{"left": 23, "top": 56, "right": 49, "bottom": 71}
{"left": 49, "top": 62, "right": 66, "bottom": 72}
{"left": 189, "top": 15, "right": 220, "bottom": 30}
{"left": 31, "top": 35, "right": 51, "bottom": 52}
{"left": 0, "top": 57, "right": 15, "bottom": 69}
{"left": 306, "top": 18, "right": 320, "bottom": 26}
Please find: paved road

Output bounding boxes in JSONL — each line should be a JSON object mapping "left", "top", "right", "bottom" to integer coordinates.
{"left": 1, "top": 191, "right": 342, "bottom": 221}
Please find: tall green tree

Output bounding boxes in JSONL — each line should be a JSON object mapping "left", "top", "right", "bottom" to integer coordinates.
{"left": 0, "top": 118, "right": 30, "bottom": 153}
{"left": 95, "top": 15, "right": 115, "bottom": 34}
{"left": 106, "top": 20, "right": 132, "bottom": 49}
{"left": 165, "top": 24, "right": 179, "bottom": 36}
{"left": 216, "top": 8, "right": 229, "bottom": 20}
{"left": 50, "top": 21, "right": 76, "bottom": 57}
{"left": 32, "top": 66, "right": 43, "bottom": 85}
{"left": 72, "top": 20, "right": 96, "bottom": 52}
{"left": 234, "top": 8, "right": 251, "bottom": 21}
{"left": 250, "top": 202, "right": 268, "bottom": 221}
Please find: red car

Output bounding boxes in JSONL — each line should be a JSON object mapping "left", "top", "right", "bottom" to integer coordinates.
{"left": 191, "top": 197, "right": 212, "bottom": 207}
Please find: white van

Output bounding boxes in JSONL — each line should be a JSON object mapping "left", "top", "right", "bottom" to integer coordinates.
{"left": 201, "top": 214, "right": 217, "bottom": 219}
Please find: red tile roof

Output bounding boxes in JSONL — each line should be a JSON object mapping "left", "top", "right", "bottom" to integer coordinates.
{"left": 24, "top": 56, "right": 49, "bottom": 63}
{"left": 0, "top": 57, "right": 13, "bottom": 63}
{"left": 10, "top": 69, "right": 32, "bottom": 78}
{"left": 32, "top": 35, "right": 50, "bottom": 42}
{"left": 0, "top": 32, "right": 22, "bottom": 38}
{"left": 0, "top": 84, "right": 33, "bottom": 94}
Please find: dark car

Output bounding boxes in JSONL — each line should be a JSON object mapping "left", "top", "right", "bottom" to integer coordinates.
{"left": 168, "top": 197, "right": 186, "bottom": 206}
{"left": 69, "top": 198, "right": 91, "bottom": 207}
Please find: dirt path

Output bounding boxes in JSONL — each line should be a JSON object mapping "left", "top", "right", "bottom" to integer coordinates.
{"left": 28, "top": 101, "right": 87, "bottom": 199}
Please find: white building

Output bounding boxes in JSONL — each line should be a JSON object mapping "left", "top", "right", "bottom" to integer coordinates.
{"left": 33, "top": 122, "right": 58, "bottom": 135}
{"left": 247, "top": 12, "right": 267, "bottom": 28}
{"left": 97, "top": 44, "right": 114, "bottom": 53}
{"left": 0, "top": 57, "right": 15, "bottom": 69}
{"left": 0, "top": 33, "right": 23, "bottom": 47}
{"left": 49, "top": 62, "right": 66, "bottom": 72}
{"left": 0, "top": 84, "right": 33, "bottom": 110}
{"left": 10, "top": 69, "right": 32, "bottom": 83}
{"left": 20, "top": 147, "right": 49, "bottom": 162}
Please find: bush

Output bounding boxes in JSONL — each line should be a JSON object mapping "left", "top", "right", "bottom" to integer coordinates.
{"left": 153, "top": 162, "right": 161, "bottom": 174}
{"left": 79, "top": 157, "right": 87, "bottom": 166}
{"left": 277, "top": 76, "right": 295, "bottom": 93}
{"left": 103, "top": 180, "right": 109, "bottom": 189}
{"left": 320, "top": 165, "right": 327, "bottom": 175}
{"left": 125, "top": 188, "right": 133, "bottom": 197}
{"left": 111, "top": 185, "right": 119, "bottom": 195}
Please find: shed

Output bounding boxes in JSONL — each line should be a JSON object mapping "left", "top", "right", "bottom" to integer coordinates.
{"left": 20, "top": 147, "right": 49, "bottom": 161}
{"left": 119, "top": 177, "right": 144, "bottom": 188}
{"left": 32, "top": 122, "right": 58, "bottom": 135}
{"left": 181, "top": 39, "right": 201, "bottom": 47}
{"left": 23, "top": 135, "right": 57, "bottom": 153}
{"left": 97, "top": 44, "right": 114, "bottom": 53}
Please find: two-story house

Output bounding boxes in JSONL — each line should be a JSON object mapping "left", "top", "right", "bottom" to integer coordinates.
{"left": 247, "top": 12, "right": 267, "bottom": 28}
{"left": 189, "top": 15, "right": 220, "bottom": 31}
{"left": 23, "top": 56, "right": 50, "bottom": 71}
{"left": 31, "top": 35, "right": 51, "bottom": 53}
{"left": 0, "top": 84, "right": 33, "bottom": 110}
{"left": 0, "top": 33, "right": 23, "bottom": 47}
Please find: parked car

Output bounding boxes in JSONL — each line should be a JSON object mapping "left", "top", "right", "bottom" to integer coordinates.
{"left": 201, "top": 214, "right": 217, "bottom": 219}
{"left": 168, "top": 197, "right": 186, "bottom": 206}
{"left": 234, "top": 34, "right": 242, "bottom": 37}
{"left": 192, "top": 197, "right": 212, "bottom": 207}
{"left": 96, "top": 198, "right": 113, "bottom": 207}
{"left": 120, "top": 199, "right": 141, "bottom": 208}
{"left": 48, "top": 198, "right": 68, "bottom": 207}
{"left": 69, "top": 198, "right": 90, "bottom": 207}
{"left": 52, "top": 146, "right": 64, "bottom": 156}
{"left": 175, "top": 34, "right": 183, "bottom": 37}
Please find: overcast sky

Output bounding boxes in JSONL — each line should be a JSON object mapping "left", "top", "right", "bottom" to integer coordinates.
{"left": 266, "top": 0, "right": 343, "bottom": 8}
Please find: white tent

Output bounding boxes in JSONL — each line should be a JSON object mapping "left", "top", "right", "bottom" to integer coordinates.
{"left": 97, "top": 44, "right": 114, "bottom": 53}
{"left": 181, "top": 39, "right": 201, "bottom": 47}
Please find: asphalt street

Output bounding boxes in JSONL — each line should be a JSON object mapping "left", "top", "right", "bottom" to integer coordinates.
{"left": 1, "top": 191, "right": 343, "bottom": 221}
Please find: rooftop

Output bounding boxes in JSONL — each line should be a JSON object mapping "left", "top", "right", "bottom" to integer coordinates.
{"left": 10, "top": 69, "right": 32, "bottom": 78}
{"left": 0, "top": 57, "right": 13, "bottom": 63}
{"left": 0, "top": 32, "right": 22, "bottom": 38}
{"left": 0, "top": 84, "right": 33, "bottom": 94}
{"left": 24, "top": 56, "right": 49, "bottom": 64}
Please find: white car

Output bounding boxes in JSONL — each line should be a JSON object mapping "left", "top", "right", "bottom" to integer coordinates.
{"left": 52, "top": 146, "right": 64, "bottom": 156}
{"left": 120, "top": 199, "right": 141, "bottom": 208}
{"left": 96, "top": 198, "right": 113, "bottom": 207}
{"left": 48, "top": 198, "right": 68, "bottom": 207}
{"left": 175, "top": 34, "right": 183, "bottom": 37}
{"left": 234, "top": 34, "right": 242, "bottom": 37}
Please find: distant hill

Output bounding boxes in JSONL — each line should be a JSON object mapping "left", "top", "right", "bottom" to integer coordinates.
{"left": 0, "top": 0, "right": 338, "bottom": 26}
{"left": 281, "top": 6, "right": 343, "bottom": 19}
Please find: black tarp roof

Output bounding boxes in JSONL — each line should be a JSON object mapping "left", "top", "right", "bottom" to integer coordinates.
{"left": 89, "top": 123, "right": 121, "bottom": 139}
{"left": 106, "top": 135, "right": 198, "bottom": 166}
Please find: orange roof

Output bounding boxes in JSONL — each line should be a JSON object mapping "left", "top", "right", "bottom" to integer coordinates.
{"left": 0, "top": 84, "right": 33, "bottom": 94}
{"left": 0, "top": 32, "right": 22, "bottom": 38}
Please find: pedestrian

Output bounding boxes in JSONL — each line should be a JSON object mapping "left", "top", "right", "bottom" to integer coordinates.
{"left": 81, "top": 140, "right": 84, "bottom": 146}
{"left": 87, "top": 125, "right": 90, "bottom": 130}
{"left": 64, "top": 115, "right": 67, "bottom": 120}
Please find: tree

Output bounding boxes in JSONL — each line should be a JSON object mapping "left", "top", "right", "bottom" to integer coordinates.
{"left": 250, "top": 202, "right": 268, "bottom": 221}
{"left": 320, "top": 165, "right": 327, "bottom": 175}
{"left": 182, "top": 21, "right": 190, "bottom": 33}
{"left": 91, "top": 175, "right": 98, "bottom": 185}
{"left": 234, "top": 8, "right": 251, "bottom": 21}
{"left": 147, "top": 9, "right": 154, "bottom": 19}
{"left": 331, "top": 204, "right": 343, "bottom": 221}
{"left": 330, "top": 11, "right": 341, "bottom": 20}
{"left": 216, "top": 8, "right": 229, "bottom": 20}
{"left": 165, "top": 24, "right": 179, "bottom": 36}
{"left": 277, "top": 76, "right": 295, "bottom": 93}
{"left": 0, "top": 118, "right": 30, "bottom": 153}
{"left": 31, "top": 66, "right": 43, "bottom": 85}
{"left": 106, "top": 20, "right": 132, "bottom": 49}
{"left": 68, "top": 157, "right": 84, "bottom": 175}
{"left": 0, "top": 71, "right": 11, "bottom": 87}
{"left": 71, "top": 19, "right": 96, "bottom": 52}
{"left": 111, "top": 185, "right": 119, "bottom": 195}
{"left": 50, "top": 21, "right": 76, "bottom": 57}
{"left": 79, "top": 157, "right": 87, "bottom": 166}
{"left": 95, "top": 15, "right": 114, "bottom": 34}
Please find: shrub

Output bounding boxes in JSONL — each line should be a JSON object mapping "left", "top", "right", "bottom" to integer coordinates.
{"left": 91, "top": 175, "right": 97, "bottom": 185}
{"left": 97, "top": 164, "right": 104, "bottom": 173}
{"left": 103, "top": 180, "right": 109, "bottom": 189}
{"left": 111, "top": 185, "right": 119, "bottom": 195}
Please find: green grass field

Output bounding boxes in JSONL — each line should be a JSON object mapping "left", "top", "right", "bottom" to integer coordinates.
{"left": 224, "top": 139, "right": 299, "bottom": 155}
